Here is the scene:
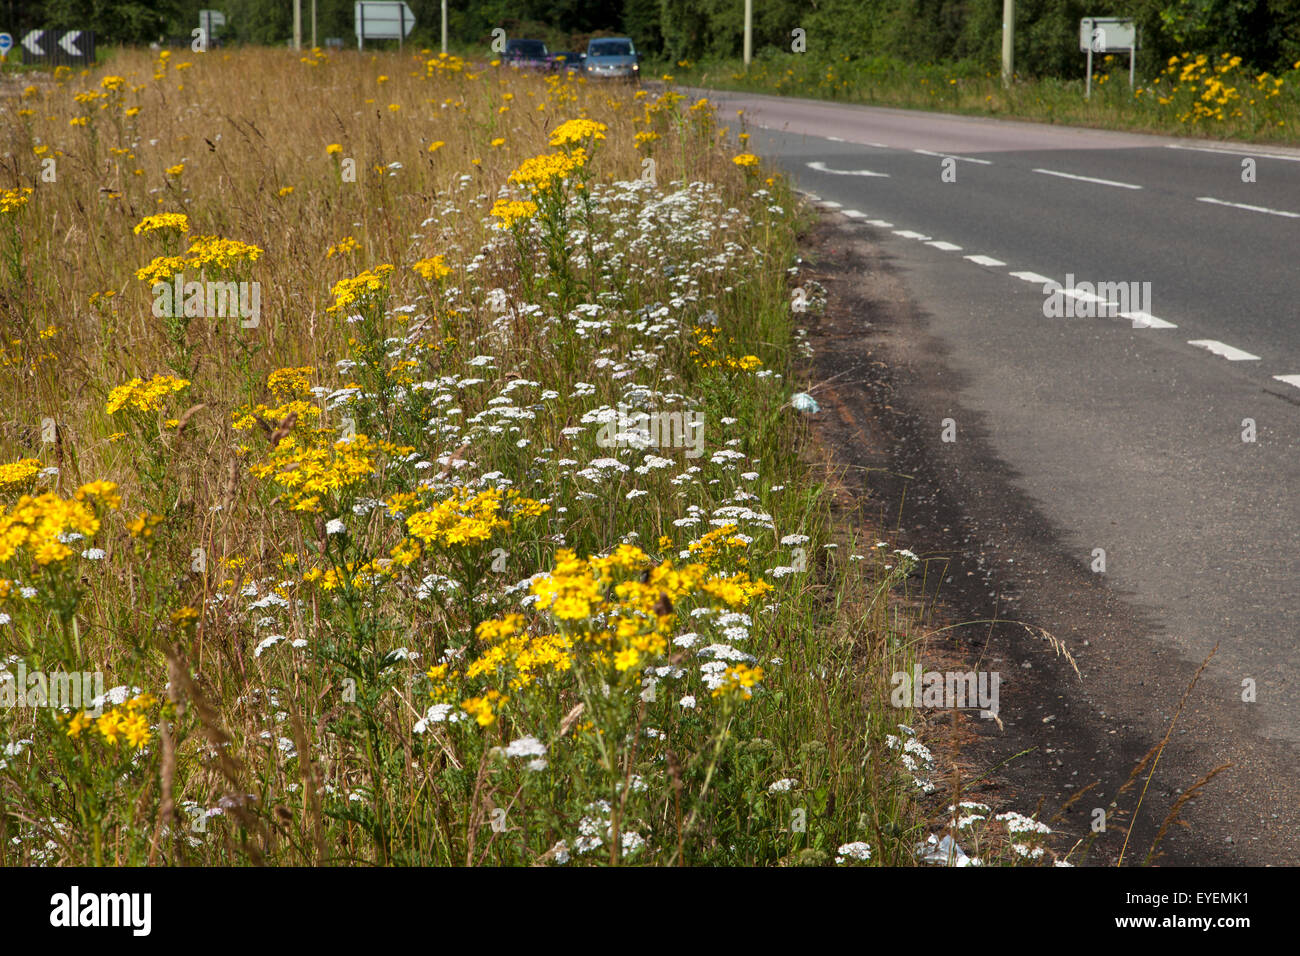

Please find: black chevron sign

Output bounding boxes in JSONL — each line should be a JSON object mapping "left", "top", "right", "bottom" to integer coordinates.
{"left": 20, "top": 29, "right": 97, "bottom": 67}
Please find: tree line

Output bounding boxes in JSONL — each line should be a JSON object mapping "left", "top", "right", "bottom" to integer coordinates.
{"left": 5, "top": 0, "right": 1298, "bottom": 76}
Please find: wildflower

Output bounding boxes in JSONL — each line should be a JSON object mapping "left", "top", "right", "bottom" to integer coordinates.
{"left": 732, "top": 153, "right": 760, "bottom": 168}
{"left": 105, "top": 375, "right": 190, "bottom": 414}
{"left": 412, "top": 255, "right": 452, "bottom": 281}
{"left": 0, "top": 188, "right": 33, "bottom": 215}
{"left": 711, "top": 663, "right": 765, "bottom": 699}
{"left": 0, "top": 459, "right": 43, "bottom": 491}
{"left": 132, "top": 212, "right": 189, "bottom": 235}
{"left": 549, "top": 118, "right": 607, "bottom": 147}
{"left": 489, "top": 198, "right": 537, "bottom": 229}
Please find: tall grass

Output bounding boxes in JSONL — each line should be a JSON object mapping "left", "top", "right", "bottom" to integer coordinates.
{"left": 0, "top": 46, "right": 1007, "bottom": 866}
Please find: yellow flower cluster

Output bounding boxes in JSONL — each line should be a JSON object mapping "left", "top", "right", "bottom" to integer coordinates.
{"left": 105, "top": 374, "right": 190, "bottom": 415}
{"left": 687, "top": 523, "right": 751, "bottom": 566}
{"left": 266, "top": 366, "right": 314, "bottom": 398}
{"left": 711, "top": 663, "right": 765, "bottom": 699}
{"left": 134, "top": 234, "right": 262, "bottom": 282}
{"left": 507, "top": 149, "right": 587, "bottom": 196}
{"left": 732, "top": 153, "right": 760, "bottom": 168}
{"left": 0, "top": 458, "right": 43, "bottom": 492}
{"left": 132, "top": 212, "right": 190, "bottom": 235}
{"left": 412, "top": 254, "right": 452, "bottom": 281}
{"left": 461, "top": 689, "right": 506, "bottom": 726}
{"left": 463, "top": 614, "right": 575, "bottom": 690}
{"left": 489, "top": 198, "right": 538, "bottom": 230}
{"left": 66, "top": 692, "right": 158, "bottom": 749}
{"left": 326, "top": 264, "right": 394, "bottom": 314}
{"left": 186, "top": 235, "right": 263, "bottom": 270}
{"left": 326, "top": 235, "right": 359, "bottom": 257}
{"left": 0, "top": 482, "right": 119, "bottom": 566}
{"left": 424, "top": 53, "right": 468, "bottom": 77}
{"left": 548, "top": 118, "right": 608, "bottom": 147}
{"left": 0, "top": 187, "right": 33, "bottom": 214}
{"left": 249, "top": 433, "right": 393, "bottom": 513}
{"left": 404, "top": 487, "right": 549, "bottom": 549}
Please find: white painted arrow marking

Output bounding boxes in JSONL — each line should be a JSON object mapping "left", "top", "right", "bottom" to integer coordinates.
{"left": 22, "top": 30, "right": 44, "bottom": 56}
{"left": 59, "top": 31, "right": 82, "bottom": 56}
{"left": 806, "top": 161, "right": 890, "bottom": 178}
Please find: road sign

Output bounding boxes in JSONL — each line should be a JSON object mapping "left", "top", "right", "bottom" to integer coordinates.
{"left": 199, "top": 10, "right": 227, "bottom": 34}
{"left": 19, "top": 29, "right": 96, "bottom": 66}
{"left": 1080, "top": 17, "right": 1137, "bottom": 98}
{"left": 0, "top": 33, "right": 13, "bottom": 58}
{"left": 1080, "top": 17, "right": 1137, "bottom": 53}
{"left": 355, "top": 1, "right": 415, "bottom": 51}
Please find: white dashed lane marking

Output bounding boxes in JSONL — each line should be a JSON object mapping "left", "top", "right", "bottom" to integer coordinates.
{"left": 806, "top": 161, "right": 890, "bottom": 178}
{"left": 1166, "top": 143, "right": 1300, "bottom": 163}
{"left": 1121, "top": 311, "right": 1177, "bottom": 329}
{"left": 1010, "top": 271, "right": 1055, "bottom": 284}
{"left": 1196, "top": 196, "right": 1300, "bottom": 219}
{"left": 911, "top": 148, "right": 994, "bottom": 165}
{"left": 1187, "top": 339, "right": 1261, "bottom": 361}
{"left": 1272, "top": 375, "right": 1300, "bottom": 390}
{"left": 841, "top": 209, "right": 868, "bottom": 219}
{"left": 866, "top": 219, "right": 894, "bottom": 227}
{"left": 1032, "top": 168, "right": 1143, "bottom": 190}
{"left": 926, "top": 240, "right": 963, "bottom": 251}
{"left": 893, "top": 230, "right": 931, "bottom": 240}
{"left": 964, "top": 255, "right": 1006, "bottom": 267}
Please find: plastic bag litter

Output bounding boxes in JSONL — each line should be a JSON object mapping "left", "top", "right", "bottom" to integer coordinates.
{"left": 916, "top": 833, "right": 975, "bottom": 867}
{"left": 791, "top": 392, "right": 820, "bottom": 413}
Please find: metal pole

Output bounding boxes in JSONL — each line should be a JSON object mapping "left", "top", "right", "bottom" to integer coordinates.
{"left": 441, "top": 0, "right": 448, "bottom": 54}
{"left": 359, "top": 3, "right": 364, "bottom": 51}
{"left": 399, "top": 3, "right": 404, "bottom": 51}
{"left": 1086, "top": 45, "right": 1092, "bottom": 99}
{"left": 293, "top": 0, "right": 301, "bottom": 50}
{"left": 743, "top": 0, "right": 752, "bottom": 67}
{"left": 312, "top": 0, "right": 317, "bottom": 49}
{"left": 1130, "top": 45, "right": 1136, "bottom": 89}
{"left": 1001, "top": 0, "right": 1014, "bottom": 87}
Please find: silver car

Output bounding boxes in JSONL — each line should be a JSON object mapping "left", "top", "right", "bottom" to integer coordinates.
{"left": 584, "top": 37, "right": 640, "bottom": 81}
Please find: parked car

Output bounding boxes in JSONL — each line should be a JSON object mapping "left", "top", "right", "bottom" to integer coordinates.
{"left": 504, "top": 38, "right": 550, "bottom": 71}
{"left": 584, "top": 37, "right": 640, "bottom": 80}
{"left": 551, "top": 51, "right": 585, "bottom": 74}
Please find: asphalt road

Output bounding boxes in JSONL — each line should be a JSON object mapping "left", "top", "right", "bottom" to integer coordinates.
{"left": 699, "top": 88, "right": 1300, "bottom": 863}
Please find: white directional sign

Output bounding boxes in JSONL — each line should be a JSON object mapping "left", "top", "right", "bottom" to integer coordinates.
{"left": 1080, "top": 17, "right": 1138, "bottom": 98}
{"left": 355, "top": 1, "right": 415, "bottom": 50}
{"left": 59, "top": 30, "right": 83, "bottom": 56}
{"left": 1080, "top": 17, "right": 1137, "bottom": 53}
{"left": 0, "top": 33, "right": 13, "bottom": 57}
{"left": 22, "top": 29, "right": 44, "bottom": 56}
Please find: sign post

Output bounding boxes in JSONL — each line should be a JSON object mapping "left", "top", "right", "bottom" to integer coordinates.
{"left": 1080, "top": 17, "right": 1138, "bottom": 98}
{"left": 355, "top": 2, "right": 415, "bottom": 52}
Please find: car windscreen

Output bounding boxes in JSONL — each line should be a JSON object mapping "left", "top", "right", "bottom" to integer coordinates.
{"left": 588, "top": 41, "right": 633, "bottom": 57}
{"left": 507, "top": 41, "right": 547, "bottom": 57}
